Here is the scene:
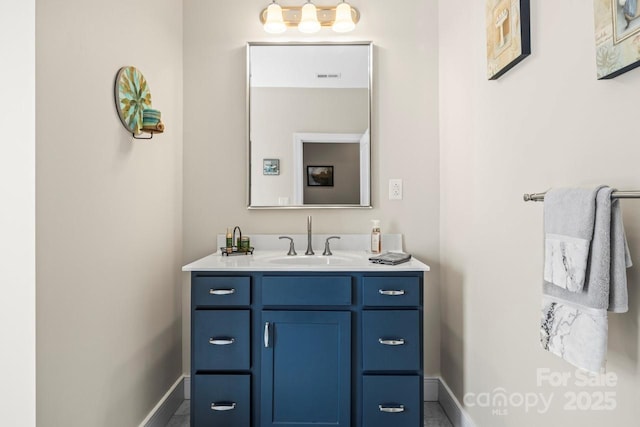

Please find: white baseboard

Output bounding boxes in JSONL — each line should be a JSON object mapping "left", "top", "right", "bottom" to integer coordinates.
{"left": 184, "top": 375, "right": 191, "bottom": 400}
{"left": 424, "top": 377, "right": 439, "bottom": 401}
{"left": 139, "top": 375, "right": 185, "bottom": 427}
{"left": 438, "top": 377, "right": 475, "bottom": 427}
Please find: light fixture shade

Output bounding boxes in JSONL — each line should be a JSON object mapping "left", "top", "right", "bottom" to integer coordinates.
{"left": 264, "top": 3, "right": 286, "bottom": 34}
{"left": 298, "top": 2, "right": 321, "bottom": 33}
{"left": 332, "top": 2, "right": 355, "bottom": 32}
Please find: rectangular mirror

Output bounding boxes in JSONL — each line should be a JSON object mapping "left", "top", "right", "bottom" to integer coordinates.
{"left": 247, "top": 42, "right": 372, "bottom": 209}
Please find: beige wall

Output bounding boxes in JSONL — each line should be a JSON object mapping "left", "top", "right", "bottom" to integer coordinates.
{"left": 0, "top": 1, "right": 36, "bottom": 425}
{"left": 251, "top": 87, "right": 367, "bottom": 206}
{"left": 36, "top": 1, "right": 183, "bottom": 426}
{"left": 440, "top": 1, "right": 640, "bottom": 426}
{"left": 183, "top": 0, "right": 440, "bottom": 375}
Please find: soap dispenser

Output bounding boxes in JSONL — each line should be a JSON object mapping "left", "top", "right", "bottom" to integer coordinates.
{"left": 371, "top": 220, "right": 381, "bottom": 254}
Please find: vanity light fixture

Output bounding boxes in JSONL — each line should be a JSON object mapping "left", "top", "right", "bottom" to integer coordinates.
{"left": 298, "top": 1, "right": 321, "bottom": 33}
{"left": 260, "top": 1, "right": 360, "bottom": 34}
{"left": 332, "top": 1, "right": 356, "bottom": 33}
{"left": 263, "top": 0, "right": 287, "bottom": 34}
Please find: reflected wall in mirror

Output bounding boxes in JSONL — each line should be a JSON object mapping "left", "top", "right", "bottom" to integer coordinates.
{"left": 248, "top": 42, "right": 372, "bottom": 208}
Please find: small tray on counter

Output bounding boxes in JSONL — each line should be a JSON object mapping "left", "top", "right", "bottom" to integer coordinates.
{"left": 220, "top": 247, "right": 255, "bottom": 256}
{"left": 368, "top": 252, "right": 412, "bottom": 265}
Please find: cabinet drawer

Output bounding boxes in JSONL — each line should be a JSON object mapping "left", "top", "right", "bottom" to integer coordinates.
{"left": 362, "top": 375, "right": 421, "bottom": 427}
{"left": 362, "top": 276, "right": 421, "bottom": 307}
{"left": 262, "top": 276, "right": 351, "bottom": 306}
{"left": 362, "top": 310, "right": 420, "bottom": 371}
{"left": 193, "top": 276, "right": 250, "bottom": 307}
{"left": 193, "top": 374, "right": 250, "bottom": 427}
{"left": 193, "top": 310, "right": 250, "bottom": 371}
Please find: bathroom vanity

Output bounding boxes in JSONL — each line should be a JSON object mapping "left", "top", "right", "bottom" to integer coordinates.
{"left": 183, "top": 242, "right": 429, "bottom": 427}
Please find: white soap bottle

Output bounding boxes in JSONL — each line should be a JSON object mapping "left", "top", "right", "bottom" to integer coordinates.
{"left": 371, "top": 220, "right": 382, "bottom": 254}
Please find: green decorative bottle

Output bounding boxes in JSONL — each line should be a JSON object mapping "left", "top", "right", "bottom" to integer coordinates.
{"left": 226, "top": 228, "right": 232, "bottom": 248}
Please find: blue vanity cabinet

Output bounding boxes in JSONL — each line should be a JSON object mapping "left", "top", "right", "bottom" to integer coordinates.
{"left": 190, "top": 270, "right": 424, "bottom": 427}
{"left": 191, "top": 275, "right": 252, "bottom": 427}
{"left": 361, "top": 274, "right": 424, "bottom": 426}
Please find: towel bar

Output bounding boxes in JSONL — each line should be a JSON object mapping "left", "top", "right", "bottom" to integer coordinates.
{"left": 523, "top": 191, "right": 640, "bottom": 202}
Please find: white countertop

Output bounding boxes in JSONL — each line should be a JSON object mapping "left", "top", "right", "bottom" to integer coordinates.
{"left": 182, "top": 250, "right": 430, "bottom": 272}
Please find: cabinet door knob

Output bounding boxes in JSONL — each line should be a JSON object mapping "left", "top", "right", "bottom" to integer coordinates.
{"left": 209, "top": 337, "right": 235, "bottom": 345}
{"left": 378, "top": 404, "right": 405, "bottom": 413}
{"left": 264, "top": 322, "right": 270, "bottom": 348}
{"left": 379, "top": 289, "right": 405, "bottom": 296}
{"left": 209, "top": 288, "right": 236, "bottom": 295}
{"left": 378, "top": 338, "right": 405, "bottom": 346}
{"left": 211, "top": 402, "right": 237, "bottom": 411}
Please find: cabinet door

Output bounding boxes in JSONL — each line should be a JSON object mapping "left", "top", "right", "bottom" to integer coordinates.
{"left": 261, "top": 311, "right": 351, "bottom": 427}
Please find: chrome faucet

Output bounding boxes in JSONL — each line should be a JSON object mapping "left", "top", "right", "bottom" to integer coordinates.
{"left": 305, "top": 215, "right": 314, "bottom": 255}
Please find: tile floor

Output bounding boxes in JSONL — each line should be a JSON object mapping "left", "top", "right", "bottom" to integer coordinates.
{"left": 166, "top": 400, "right": 453, "bottom": 427}
{"left": 165, "top": 400, "right": 190, "bottom": 427}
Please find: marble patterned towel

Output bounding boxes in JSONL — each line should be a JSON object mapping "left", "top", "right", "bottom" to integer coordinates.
{"left": 541, "top": 296, "right": 608, "bottom": 373}
{"left": 540, "top": 186, "right": 632, "bottom": 373}
{"left": 543, "top": 188, "right": 600, "bottom": 293}
{"left": 544, "top": 234, "right": 590, "bottom": 292}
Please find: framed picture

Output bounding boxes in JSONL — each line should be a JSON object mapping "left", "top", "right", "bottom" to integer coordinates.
{"left": 594, "top": 0, "right": 640, "bottom": 79}
{"left": 307, "top": 166, "right": 334, "bottom": 187}
{"left": 486, "top": 0, "right": 531, "bottom": 80}
{"left": 263, "top": 159, "right": 280, "bottom": 175}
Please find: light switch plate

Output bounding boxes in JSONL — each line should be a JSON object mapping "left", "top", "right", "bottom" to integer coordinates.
{"left": 389, "top": 179, "right": 403, "bottom": 200}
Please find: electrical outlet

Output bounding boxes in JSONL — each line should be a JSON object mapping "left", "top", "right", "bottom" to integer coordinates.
{"left": 389, "top": 179, "right": 403, "bottom": 200}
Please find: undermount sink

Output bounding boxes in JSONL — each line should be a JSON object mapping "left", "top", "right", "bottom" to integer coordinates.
{"left": 265, "top": 254, "right": 363, "bottom": 266}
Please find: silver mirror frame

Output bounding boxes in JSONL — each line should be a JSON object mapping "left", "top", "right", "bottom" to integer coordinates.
{"left": 246, "top": 41, "right": 373, "bottom": 210}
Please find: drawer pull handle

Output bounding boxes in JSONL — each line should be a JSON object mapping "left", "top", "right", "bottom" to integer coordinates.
{"left": 210, "top": 288, "right": 235, "bottom": 296}
{"left": 264, "top": 322, "right": 270, "bottom": 348}
{"left": 379, "top": 289, "right": 405, "bottom": 296}
{"left": 379, "top": 338, "right": 405, "bottom": 346}
{"left": 209, "top": 337, "right": 235, "bottom": 345}
{"left": 211, "top": 402, "right": 237, "bottom": 411}
{"left": 379, "top": 404, "right": 405, "bottom": 413}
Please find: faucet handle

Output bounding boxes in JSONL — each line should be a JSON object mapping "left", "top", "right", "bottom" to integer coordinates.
{"left": 279, "top": 236, "right": 297, "bottom": 256}
{"left": 323, "top": 236, "right": 341, "bottom": 256}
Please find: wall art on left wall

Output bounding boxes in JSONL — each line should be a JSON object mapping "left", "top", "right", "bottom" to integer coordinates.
{"left": 486, "top": 0, "right": 531, "bottom": 80}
